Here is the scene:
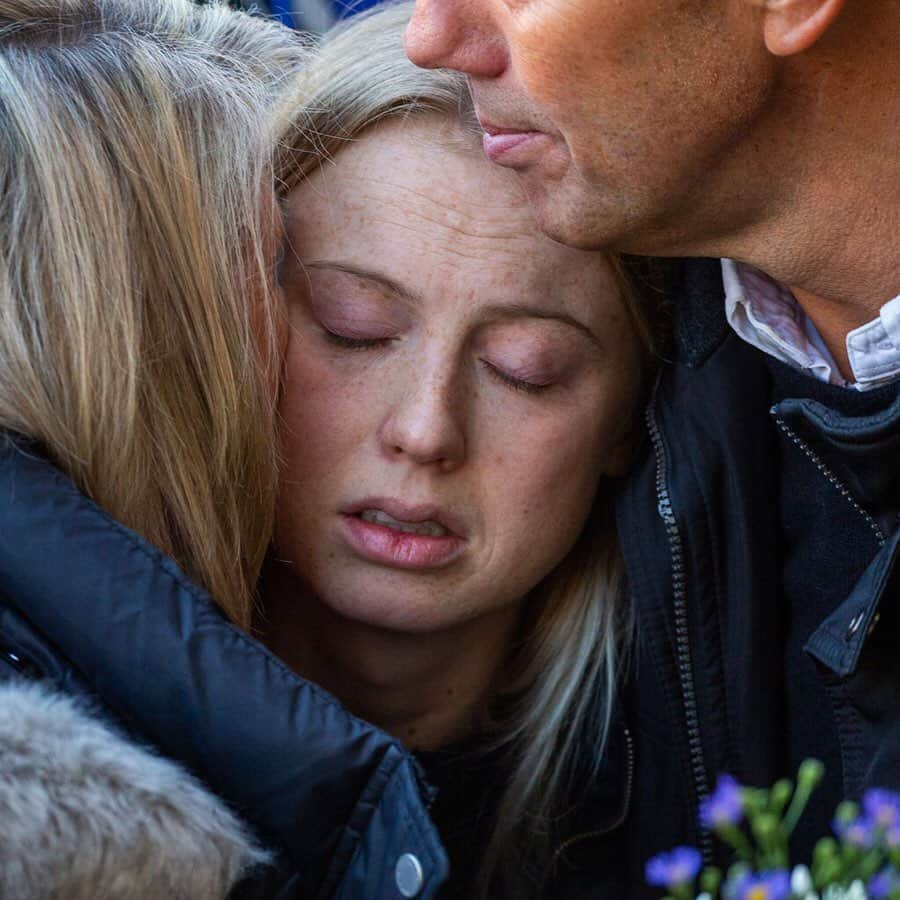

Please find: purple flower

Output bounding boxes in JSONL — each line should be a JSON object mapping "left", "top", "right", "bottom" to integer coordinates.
{"left": 833, "top": 814, "right": 876, "bottom": 848}
{"left": 863, "top": 788, "right": 900, "bottom": 830}
{"left": 645, "top": 847, "right": 703, "bottom": 890}
{"left": 731, "top": 871, "right": 791, "bottom": 900}
{"left": 885, "top": 824, "right": 900, "bottom": 849}
{"left": 869, "top": 867, "right": 899, "bottom": 899}
{"left": 700, "top": 774, "right": 745, "bottom": 830}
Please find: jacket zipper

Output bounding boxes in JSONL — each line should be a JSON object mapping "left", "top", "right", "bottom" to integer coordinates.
{"left": 645, "top": 389, "right": 713, "bottom": 864}
{"left": 548, "top": 724, "right": 635, "bottom": 863}
{"left": 770, "top": 409, "right": 886, "bottom": 547}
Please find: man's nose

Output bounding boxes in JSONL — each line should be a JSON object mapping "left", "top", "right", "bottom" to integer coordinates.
{"left": 405, "top": 0, "right": 508, "bottom": 78}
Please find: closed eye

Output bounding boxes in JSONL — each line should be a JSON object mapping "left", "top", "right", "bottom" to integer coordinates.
{"left": 482, "top": 360, "right": 553, "bottom": 394}
{"left": 322, "top": 328, "right": 394, "bottom": 350}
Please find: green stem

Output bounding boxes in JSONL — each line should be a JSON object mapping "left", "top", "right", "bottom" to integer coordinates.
{"left": 782, "top": 783, "right": 814, "bottom": 836}
{"left": 717, "top": 825, "right": 754, "bottom": 862}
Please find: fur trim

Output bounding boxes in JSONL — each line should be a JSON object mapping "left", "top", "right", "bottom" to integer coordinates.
{"left": 0, "top": 681, "right": 270, "bottom": 900}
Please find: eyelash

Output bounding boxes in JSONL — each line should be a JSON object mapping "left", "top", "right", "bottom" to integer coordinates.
{"left": 322, "top": 329, "right": 393, "bottom": 351}
{"left": 483, "top": 361, "right": 552, "bottom": 395}
{"left": 322, "top": 330, "right": 552, "bottom": 395}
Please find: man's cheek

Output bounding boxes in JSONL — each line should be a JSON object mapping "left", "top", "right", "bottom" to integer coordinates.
{"left": 511, "top": 14, "right": 619, "bottom": 115}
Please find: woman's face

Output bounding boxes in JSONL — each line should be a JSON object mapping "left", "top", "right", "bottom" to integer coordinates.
{"left": 276, "top": 117, "right": 643, "bottom": 634}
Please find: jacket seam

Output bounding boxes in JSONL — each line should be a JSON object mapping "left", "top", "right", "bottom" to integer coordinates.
{"left": 822, "top": 673, "right": 864, "bottom": 800}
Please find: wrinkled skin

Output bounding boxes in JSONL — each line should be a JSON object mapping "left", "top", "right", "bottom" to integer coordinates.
{"left": 406, "top": 0, "right": 778, "bottom": 252}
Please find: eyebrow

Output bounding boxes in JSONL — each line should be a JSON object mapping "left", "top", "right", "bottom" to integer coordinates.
{"left": 303, "top": 260, "right": 421, "bottom": 305}
{"left": 479, "top": 303, "right": 602, "bottom": 347}
{"left": 304, "top": 259, "right": 602, "bottom": 347}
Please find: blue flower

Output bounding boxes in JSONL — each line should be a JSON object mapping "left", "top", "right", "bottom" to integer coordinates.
{"left": 700, "top": 774, "right": 745, "bottom": 830}
{"left": 868, "top": 867, "right": 899, "bottom": 899}
{"left": 833, "top": 814, "right": 876, "bottom": 849}
{"left": 863, "top": 788, "right": 900, "bottom": 831}
{"left": 731, "top": 871, "right": 791, "bottom": 900}
{"left": 645, "top": 847, "right": 703, "bottom": 890}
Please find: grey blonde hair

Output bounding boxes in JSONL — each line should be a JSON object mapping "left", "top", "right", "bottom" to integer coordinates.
{"left": 0, "top": 0, "right": 304, "bottom": 627}
{"left": 276, "top": 3, "right": 647, "bottom": 893}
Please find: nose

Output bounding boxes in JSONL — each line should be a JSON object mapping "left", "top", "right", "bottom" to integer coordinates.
{"left": 378, "top": 367, "right": 467, "bottom": 472}
{"left": 405, "top": 0, "right": 508, "bottom": 78}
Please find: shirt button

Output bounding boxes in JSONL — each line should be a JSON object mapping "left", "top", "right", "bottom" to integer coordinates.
{"left": 395, "top": 853, "right": 424, "bottom": 898}
{"left": 868, "top": 611, "right": 881, "bottom": 636}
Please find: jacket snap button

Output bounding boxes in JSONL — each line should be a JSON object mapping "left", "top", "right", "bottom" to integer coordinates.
{"left": 846, "top": 612, "right": 865, "bottom": 640}
{"left": 0, "top": 649, "right": 41, "bottom": 678}
{"left": 395, "top": 853, "right": 424, "bottom": 898}
{"left": 2, "top": 650, "right": 24, "bottom": 670}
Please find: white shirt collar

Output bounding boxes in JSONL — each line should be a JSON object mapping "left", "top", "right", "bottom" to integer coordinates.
{"left": 721, "top": 259, "right": 900, "bottom": 391}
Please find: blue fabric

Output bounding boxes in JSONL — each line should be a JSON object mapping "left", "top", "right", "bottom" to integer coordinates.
{"left": 269, "top": 0, "right": 297, "bottom": 28}
{"left": 268, "top": 0, "right": 382, "bottom": 28}
{"left": 331, "top": 0, "right": 382, "bottom": 19}
{"left": 0, "top": 435, "right": 448, "bottom": 899}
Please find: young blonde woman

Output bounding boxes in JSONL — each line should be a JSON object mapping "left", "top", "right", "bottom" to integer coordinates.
{"left": 0, "top": 3, "right": 448, "bottom": 899}
{"left": 266, "top": 5, "right": 658, "bottom": 896}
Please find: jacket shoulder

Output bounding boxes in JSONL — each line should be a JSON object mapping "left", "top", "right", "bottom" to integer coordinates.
{"left": 0, "top": 435, "right": 449, "bottom": 899}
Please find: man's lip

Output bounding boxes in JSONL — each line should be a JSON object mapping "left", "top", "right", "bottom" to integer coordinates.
{"left": 482, "top": 131, "right": 542, "bottom": 163}
{"left": 342, "top": 497, "right": 466, "bottom": 539}
{"left": 478, "top": 120, "right": 548, "bottom": 164}
{"left": 479, "top": 119, "right": 542, "bottom": 137}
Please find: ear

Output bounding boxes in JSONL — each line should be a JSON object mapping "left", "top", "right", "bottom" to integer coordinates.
{"left": 761, "top": 0, "right": 847, "bottom": 56}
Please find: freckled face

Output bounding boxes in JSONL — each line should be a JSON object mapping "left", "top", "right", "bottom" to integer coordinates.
{"left": 406, "top": 0, "right": 776, "bottom": 251}
{"left": 275, "top": 117, "right": 643, "bottom": 634}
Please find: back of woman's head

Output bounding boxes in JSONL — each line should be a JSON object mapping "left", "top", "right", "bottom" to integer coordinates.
{"left": 0, "top": 0, "right": 303, "bottom": 626}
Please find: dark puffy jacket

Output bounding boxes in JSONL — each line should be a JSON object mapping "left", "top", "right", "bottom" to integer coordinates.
{"left": 0, "top": 434, "right": 448, "bottom": 900}
{"left": 615, "top": 258, "right": 900, "bottom": 896}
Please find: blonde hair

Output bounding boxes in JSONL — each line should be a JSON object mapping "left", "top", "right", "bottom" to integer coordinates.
{"left": 277, "top": 3, "right": 649, "bottom": 892}
{"left": 0, "top": 0, "right": 304, "bottom": 628}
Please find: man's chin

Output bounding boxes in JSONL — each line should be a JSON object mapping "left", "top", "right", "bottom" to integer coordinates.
{"left": 517, "top": 170, "right": 664, "bottom": 254}
{"left": 518, "top": 175, "right": 616, "bottom": 250}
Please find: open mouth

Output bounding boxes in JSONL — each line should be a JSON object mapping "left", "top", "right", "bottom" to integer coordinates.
{"left": 340, "top": 502, "right": 466, "bottom": 570}
{"left": 357, "top": 509, "right": 451, "bottom": 538}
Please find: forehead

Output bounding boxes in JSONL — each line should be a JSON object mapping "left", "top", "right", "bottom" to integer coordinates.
{"left": 283, "top": 117, "right": 622, "bottom": 323}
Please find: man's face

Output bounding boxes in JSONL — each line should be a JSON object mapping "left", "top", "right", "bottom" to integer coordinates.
{"left": 406, "top": 0, "right": 777, "bottom": 252}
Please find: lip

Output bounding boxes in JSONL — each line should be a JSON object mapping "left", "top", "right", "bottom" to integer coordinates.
{"left": 339, "top": 497, "right": 467, "bottom": 571}
{"left": 479, "top": 119, "right": 550, "bottom": 165}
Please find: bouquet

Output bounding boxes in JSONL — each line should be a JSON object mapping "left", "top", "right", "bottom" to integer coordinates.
{"left": 645, "top": 760, "right": 900, "bottom": 900}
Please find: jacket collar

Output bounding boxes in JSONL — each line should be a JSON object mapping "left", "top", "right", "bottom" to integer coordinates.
{"left": 626, "top": 255, "right": 730, "bottom": 370}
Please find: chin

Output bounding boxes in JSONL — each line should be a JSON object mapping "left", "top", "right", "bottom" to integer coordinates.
{"left": 520, "top": 177, "right": 617, "bottom": 250}
{"left": 318, "top": 584, "right": 459, "bottom": 636}
{"left": 522, "top": 163, "right": 669, "bottom": 253}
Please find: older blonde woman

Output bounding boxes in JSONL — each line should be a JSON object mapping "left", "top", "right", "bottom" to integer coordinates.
{"left": 265, "top": 5, "right": 657, "bottom": 897}
{"left": 0, "top": 2, "right": 447, "bottom": 899}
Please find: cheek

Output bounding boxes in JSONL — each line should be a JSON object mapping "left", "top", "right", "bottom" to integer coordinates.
{"left": 277, "top": 344, "right": 371, "bottom": 490}
{"left": 486, "top": 413, "right": 605, "bottom": 576}
{"left": 510, "top": 2, "right": 631, "bottom": 117}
